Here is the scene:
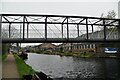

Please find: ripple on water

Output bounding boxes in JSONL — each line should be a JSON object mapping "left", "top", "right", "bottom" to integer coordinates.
{"left": 25, "top": 53, "right": 120, "bottom": 79}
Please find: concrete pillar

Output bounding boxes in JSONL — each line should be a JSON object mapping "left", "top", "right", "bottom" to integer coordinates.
{"left": 117, "top": 20, "right": 120, "bottom": 58}
{"left": 16, "top": 43, "right": 19, "bottom": 53}
{"left": 0, "top": 14, "right": 2, "bottom": 44}
{"left": 95, "top": 43, "right": 105, "bottom": 57}
{"left": 0, "top": 14, "right": 2, "bottom": 80}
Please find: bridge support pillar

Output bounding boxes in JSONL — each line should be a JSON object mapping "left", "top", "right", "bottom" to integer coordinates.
{"left": 95, "top": 43, "right": 105, "bottom": 57}
{"left": 9, "top": 23, "right": 11, "bottom": 38}
{"left": 117, "top": 20, "right": 120, "bottom": 58}
{"left": 117, "top": 44, "right": 120, "bottom": 58}
{"left": 0, "top": 14, "right": 2, "bottom": 57}
{"left": 16, "top": 43, "right": 19, "bottom": 53}
{"left": 0, "top": 14, "right": 1, "bottom": 42}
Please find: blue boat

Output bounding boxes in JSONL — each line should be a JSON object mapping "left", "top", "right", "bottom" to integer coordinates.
{"left": 104, "top": 48, "right": 117, "bottom": 53}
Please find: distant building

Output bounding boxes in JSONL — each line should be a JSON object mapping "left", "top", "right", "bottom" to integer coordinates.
{"left": 57, "top": 43, "right": 96, "bottom": 53}
{"left": 118, "top": 1, "right": 120, "bottom": 18}
{"left": 38, "top": 43, "right": 56, "bottom": 52}
{"left": 56, "top": 28, "right": 118, "bottom": 53}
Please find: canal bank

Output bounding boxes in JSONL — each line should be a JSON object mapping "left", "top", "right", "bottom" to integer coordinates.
{"left": 13, "top": 53, "right": 35, "bottom": 78}
{"left": 13, "top": 53, "right": 54, "bottom": 80}
{"left": 29, "top": 50, "right": 96, "bottom": 58}
{"left": 28, "top": 50, "right": 120, "bottom": 59}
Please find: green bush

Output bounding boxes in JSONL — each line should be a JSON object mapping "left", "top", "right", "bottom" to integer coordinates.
{"left": 80, "top": 52, "right": 95, "bottom": 58}
{"left": 2, "top": 54, "right": 7, "bottom": 61}
{"left": 33, "top": 50, "right": 95, "bottom": 58}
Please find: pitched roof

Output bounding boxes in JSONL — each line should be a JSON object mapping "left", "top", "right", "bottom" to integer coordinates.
{"left": 38, "top": 43, "right": 56, "bottom": 48}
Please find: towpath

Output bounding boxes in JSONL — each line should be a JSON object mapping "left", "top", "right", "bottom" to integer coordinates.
{"left": 2, "top": 53, "right": 19, "bottom": 79}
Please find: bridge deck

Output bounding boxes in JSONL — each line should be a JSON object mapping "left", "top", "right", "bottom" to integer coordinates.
{"left": 2, "top": 38, "right": 120, "bottom": 43}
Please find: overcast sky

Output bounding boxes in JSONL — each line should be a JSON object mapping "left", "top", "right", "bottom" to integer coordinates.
{"left": 1, "top": 0, "right": 120, "bottom": 2}
{"left": 1, "top": 0, "right": 120, "bottom": 47}
{"left": 1, "top": 2, "right": 119, "bottom": 17}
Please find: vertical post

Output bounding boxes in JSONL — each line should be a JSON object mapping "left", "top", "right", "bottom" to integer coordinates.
{"left": 77, "top": 43, "right": 79, "bottom": 50}
{"left": 77, "top": 24, "right": 79, "bottom": 37}
{"left": 23, "top": 16, "right": 25, "bottom": 39}
{"left": 45, "top": 16, "right": 47, "bottom": 40}
{"left": 91, "top": 24, "right": 94, "bottom": 39}
{"left": 0, "top": 15, "right": 2, "bottom": 79}
{"left": 86, "top": 18, "right": 88, "bottom": 40}
{"left": 61, "top": 24, "right": 63, "bottom": 38}
{"left": 67, "top": 17, "right": 69, "bottom": 39}
{"left": 118, "top": 20, "right": 120, "bottom": 40}
{"left": 20, "top": 24, "right": 21, "bottom": 38}
{"left": 27, "top": 23, "right": 29, "bottom": 38}
{"left": 77, "top": 24, "right": 79, "bottom": 51}
{"left": 91, "top": 24, "right": 94, "bottom": 33}
{"left": 16, "top": 43, "right": 19, "bottom": 53}
{"left": 103, "top": 19, "right": 106, "bottom": 40}
{"left": 0, "top": 14, "right": 2, "bottom": 44}
{"left": 9, "top": 23, "right": 11, "bottom": 38}
{"left": 71, "top": 43, "right": 72, "bottom": 52}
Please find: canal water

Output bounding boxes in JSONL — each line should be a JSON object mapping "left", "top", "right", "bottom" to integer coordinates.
{"left": 25, "top": 53, "right": 120, "bottom": 79}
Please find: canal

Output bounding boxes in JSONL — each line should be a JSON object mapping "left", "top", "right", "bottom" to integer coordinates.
{"left": 25, "top": 53, "right": 120, "bottom": 79}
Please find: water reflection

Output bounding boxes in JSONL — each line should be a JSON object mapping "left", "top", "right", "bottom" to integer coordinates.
{"left": 25, "top": 53, "right": 120, "bottom": 79}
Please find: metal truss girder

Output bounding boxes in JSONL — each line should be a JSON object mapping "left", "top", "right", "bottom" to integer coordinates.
{"left": 2, "top": 38, "right": 120, "bottom": 43}
{"left": 2, "top": 14, "right": 119, "bottom": 20}
{"left": 1, "top": 14, "right": 120, "bottom": 43}
{"left": 2, "top": 21, "right": 118, "bottom": 26}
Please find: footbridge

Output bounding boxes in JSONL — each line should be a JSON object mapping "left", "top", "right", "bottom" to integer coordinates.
{"left": 1, "top": 14, "right": 120, "bottom": 43}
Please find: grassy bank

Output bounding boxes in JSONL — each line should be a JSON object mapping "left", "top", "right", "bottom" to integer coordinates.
{"left": 13, "top": 54, "right": 35, "bottom": 78}
{"left": 2, "top": 43, "right": 11, "bottom": 61}
{"left": 34, "top": 51, "right": 95, "bottom": 58}
{"left": 2, "top": 53, "right": 7, "bottom": 61}
{"left": 0, "top": 54, "right": 2, "bottom": 61}
{"left": 0, "top": 53, "right": 8, "bottom": 61}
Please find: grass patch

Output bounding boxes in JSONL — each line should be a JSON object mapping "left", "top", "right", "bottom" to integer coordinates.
{"left": 13, "top": 54, "right": 35, "bottom": 78}
{"left": 2, "top": 53, "right": 7, "bottom": 61}
{"left": 80, "top": 52, "right": 95, "bottom": 58}
{"left": 0, "top": 54, "right": 2, "bottom": 61}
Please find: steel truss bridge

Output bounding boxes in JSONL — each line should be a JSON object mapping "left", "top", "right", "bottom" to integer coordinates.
{"left": 1, "top": 14, "right": 120, "bottom": 43}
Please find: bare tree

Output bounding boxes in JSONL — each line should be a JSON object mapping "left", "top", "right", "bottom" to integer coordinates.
{"left": 107, "top": 10, "right": 116, "bottom": 19}
{"left": 99, "top": 10, "right": 116, "bottom": 30}
{"left": 101, "top": 10, "right": 116, "bottom": 19}
{"left": 2, "top": 28, "right": 8, "bottom": 38}
{"left": 10, "top": 26, "right": 20, "bottom": 38}
{"left": 2, "top": 25, "right": 20, "bottom": 38}
{"left": 2, "top": 25, "right": 21, "bottom": 54}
